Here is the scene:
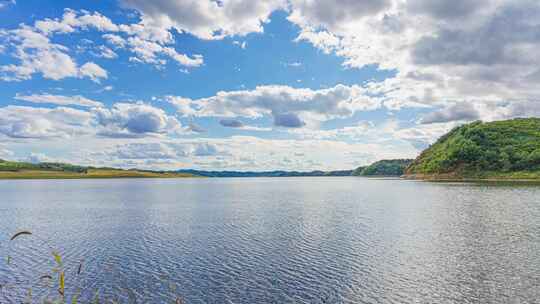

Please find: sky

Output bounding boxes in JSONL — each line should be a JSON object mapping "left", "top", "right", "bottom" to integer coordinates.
{"left": 0, "top": 0, "right": 539, "bottom": 171}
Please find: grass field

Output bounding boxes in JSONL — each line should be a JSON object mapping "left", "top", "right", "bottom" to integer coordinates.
{"left": 0, "top": 169, "right": 197, "bottom": 179}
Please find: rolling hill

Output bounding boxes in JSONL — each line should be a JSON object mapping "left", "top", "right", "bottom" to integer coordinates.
{"left": 404, "top": 118, "right": 540, "bottom": 180}
{"left": 352, "top": 159, "right": 413, "bottom": 176}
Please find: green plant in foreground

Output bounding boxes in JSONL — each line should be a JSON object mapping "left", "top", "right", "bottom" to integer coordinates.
{"left": 3, "top": 230, "right": 185, "bottom": 304}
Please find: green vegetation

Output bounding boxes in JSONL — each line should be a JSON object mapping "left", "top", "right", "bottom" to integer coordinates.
{"left": 405, "top": 118, "right": 540, "bottom": 180}
{"left": 0, "top": 160, "right": 87, "bottom": 173}
{"left": 0, "top": 159, "right": 197, "bottom": 179}
{"left": 352, "top": 159, "right": 412, "bottom": 176}
{"left": 3, "top": 230, "right": 185, "bottom": 303}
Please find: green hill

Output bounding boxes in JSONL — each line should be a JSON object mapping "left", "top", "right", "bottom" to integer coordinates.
{"left": 0, "top": 159, "right": 197, "bottom": 179}
{"left": 352, "top": 159, "right": 413, "bottom": 176}
{"left": 405, "top": 118, "right": 540, "bottom": 180}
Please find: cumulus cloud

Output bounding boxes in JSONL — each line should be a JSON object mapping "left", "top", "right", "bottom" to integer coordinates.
{"left": 289, "top": 0, "right": 392, "bottom": 31}
{"left": 108, "top": 142, "right": 224, "bottom": 162}
{"left": 88, "top": 135, "right": 414, "bottom": 171}
{"left": 273, "top": 112, "right": 305, "bottom": 128}
{"left": 15, "top": 93, "right": 103, "bottom": 107}
{"left": 79, "top": 62, "right": 108, "bottom": 82}
{"left": 34, "top": 9, "right": 119, "bottom": 35}
{"left": 93, "top": 102, "right": 182, "bottom": 137}
{"left": 2, "top": 0, "right": 540, "bottom": 171}
{"left": 0, "top": 100, "right": 189, "bottom": 140}
{"left": 420, "top": 103, "right": 480, "bottom": 124}
{"left": 0, "top": 8, "right": 204, "bottom": 81}
{"left": 286, "top": 0, "right": 540, "bottom": 121}
{"left": 125, "top": 36, "right": 203, "bottom": 67}
{"left": 419, "top": 99, "right": 540, "bottom": 124}
{"left": 0, "top": 25, "right": 109, "bottom": 82}
{"left": 113, "top": 142, "right": 183, "bottom": 160}
{"left": 93, "top": 45, "right": 118, "bottom": 59}
{"left": 184, "top": 123, "right": 204, "bottom": 133}
{"left": 168, "top": 84, "right": 381, "bottom": 128}
{"left": 193, "top": 143, "right": 219, "bottom": 156}
{"left": 120, "top": 0, "right": 285, "bottom": 40}
{"left": 0, "top": 105, "right": 94, "bottom": 139}
{"left": 407, "top": 0, "right": 485, "bottom": 20}
{"left": 219, "top": 119, "right": 244, "bottom": 128}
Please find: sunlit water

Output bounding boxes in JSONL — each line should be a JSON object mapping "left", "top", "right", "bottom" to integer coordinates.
{"left": 0, "top": 177, "right": 539, "bottom": 303}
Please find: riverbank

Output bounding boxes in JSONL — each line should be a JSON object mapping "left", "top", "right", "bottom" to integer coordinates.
{"left": 0, "top": 169, "right": 198, "bottom": 179}
{"left": 402, "top": 172, "right": 540, "bottom": 183}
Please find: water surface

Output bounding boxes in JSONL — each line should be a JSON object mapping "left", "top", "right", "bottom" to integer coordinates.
{"left": 0, "top": 177, "right": 539, "bottom": 303}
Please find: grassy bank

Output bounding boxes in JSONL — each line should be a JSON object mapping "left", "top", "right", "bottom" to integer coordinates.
{"left": 0, "top": 159, "right": 198, "bottom": 179}
{"left": 403, "top": 170, "right": 540, "bottom": 182}
{"left": 0, "top": 169, "right": 197, "bottom": 179}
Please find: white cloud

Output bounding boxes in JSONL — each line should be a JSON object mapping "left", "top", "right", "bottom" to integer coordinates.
{"left": 26, "top": 152, "right": 54, "bottom": 164}
{"left": 102, "top": 33, "right": 126, "bottom": 48}
{"left": 289, "top": 0, "right": 392, "bottom": 31}
{"left": 284, "top": 61, "right": 302, "bottom": 67}
{"left": 287, "top": 0, "right": 540, "bottom": 124}
{"left": 93, "top": 102, "right": 183, "bottom": 138}
{"left": 15, "top": 93, "right": 103, "bottom": 107}
{"left": 94, "top": 45, "right": 117, "bottom": 59}
{"left": 0, "top": 105, "right": 94, "bottom": 139}
{"left": 0, "top": 101, "right": 187, "bottom": 140}
{"left": 0, "top": 25, "right": 109, "bottom": 82}
{"left": 233, "top": 41, "right": 247, "bottom": 49}
{"left": 420, "top": 102, "right": 479, "bottom": 124}
{"left": 193, "top": 143, "right": 219, "bottom": 156}
{"left": 124, "top": 36, "right": 203, "bottom": 67}
{"left": 0, "top": 8, "right": 205, "bottom": 81}
{"left": 121, "top": 0, "right": 285, "bottom": 40}
{"left": 81, "top": 135, "right": 414, "bottom": 171}
{"left": 219, "top": 118, "right": 244, "bottom": 128}
{"left": 79, "top": 62, "right": 108, "bottom": 82}
{"left": 34, "top": 9, "right": 119, "bottom": 35}
{"left": 167, "top": 84, "right": 382, "bottom": 128}
{"left": 112, "top": 142, "right": 183, "bottom": 160}
{"left": 0, "top": 146, "right": 14, "bottom": 159}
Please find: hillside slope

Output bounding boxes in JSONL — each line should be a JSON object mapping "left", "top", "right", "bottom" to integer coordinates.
{"left": 353, "top": 159, "right": 413, "bottom": 176}
{"left": 405, "top": 118, "right": 540, "bottom": 180}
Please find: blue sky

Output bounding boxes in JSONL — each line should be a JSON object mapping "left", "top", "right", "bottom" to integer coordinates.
{"left": 0, "top": 0, "right": 539, "bottom": 170}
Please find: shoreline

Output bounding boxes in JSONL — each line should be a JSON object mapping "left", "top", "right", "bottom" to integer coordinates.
{"left": 0, "top": 169, "right": 199, "bottom": 180}
{"left": 402, "top": 174, "right": 540, "bottom": 183}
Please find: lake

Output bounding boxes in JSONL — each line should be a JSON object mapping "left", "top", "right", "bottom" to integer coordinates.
{"left": 0, "top": 177, "right": 539, "bottom": 303}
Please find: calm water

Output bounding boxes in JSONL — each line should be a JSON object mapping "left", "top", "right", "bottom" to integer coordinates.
{"left": 0, "top": 177, "right": 539, "bottom": 303}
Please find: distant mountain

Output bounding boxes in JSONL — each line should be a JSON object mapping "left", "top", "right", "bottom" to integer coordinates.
{"left": 404, "top": 118, "right": 540, "bottom": 180}
{"left": 352, "top": 159, "right": 413, "bottom": 176}
{"left": 176, "top": 169, "right": 353, "bottom": 177}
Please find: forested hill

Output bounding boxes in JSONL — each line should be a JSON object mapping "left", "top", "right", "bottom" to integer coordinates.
{"left": 405, "top": 118, "right": 540, "bottom": 180}
{"left": 352, "top": 159, "right": 413, "bottom": 176}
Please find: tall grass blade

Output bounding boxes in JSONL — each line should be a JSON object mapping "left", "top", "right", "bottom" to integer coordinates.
{"left": 10, "top": 231, "right": 32, "bottom": 241}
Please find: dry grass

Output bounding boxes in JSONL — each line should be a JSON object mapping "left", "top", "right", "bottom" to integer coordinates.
{"left": 3, "top": 230, "right": 186, "bottom": 303}
{"left": 0, "top": 169, "right": 197, "bottom": 180}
